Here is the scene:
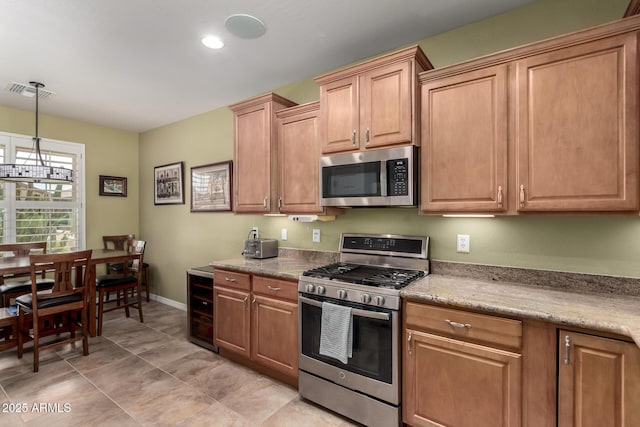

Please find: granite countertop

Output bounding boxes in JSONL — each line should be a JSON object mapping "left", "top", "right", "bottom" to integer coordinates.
{"left": 402, "top": 273, "right": 640, "bottom": 347}
{"left": 209, "top": 248, "right": 339, "bottom": 282}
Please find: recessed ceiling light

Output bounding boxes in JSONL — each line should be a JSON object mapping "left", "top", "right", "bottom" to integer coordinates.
{"left": 225, "top": 14, "right": 266, "bottom": 39}
{"left": 202, "top": 36, "right": 224, "bottom": 49}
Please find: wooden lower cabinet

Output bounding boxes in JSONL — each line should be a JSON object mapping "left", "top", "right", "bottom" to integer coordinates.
{"left": 404, "top": 330, "right": 522, "bottom": 427}
{"left": 251, "top": 294, "right": 298, "bottom": 378}
{"left": 558, "top": 330, "right": 640, "bottom": 427}
{"left": 213, "top": 286, "right": 250, "bottom": 358}
{"left": 213, "top": 270, "right": 298, "bottom": 382}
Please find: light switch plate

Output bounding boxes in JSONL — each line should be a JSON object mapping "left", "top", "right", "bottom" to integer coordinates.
{"left": 281, "top": 228, "right": 288, "bottom": 241}
{"left": 312, "top": 229, "right": 321, "bottom": 243}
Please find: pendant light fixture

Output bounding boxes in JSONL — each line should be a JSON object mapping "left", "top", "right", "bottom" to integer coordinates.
{"left": 0, "top": 81, "right": 73, "bottom": 183}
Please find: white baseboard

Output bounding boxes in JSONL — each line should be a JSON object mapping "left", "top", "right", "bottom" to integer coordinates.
{"left": 150, "top": 293, "right": 187, "bottom": 311}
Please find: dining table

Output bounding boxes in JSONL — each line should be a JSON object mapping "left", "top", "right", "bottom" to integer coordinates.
{"left": 0, "top": 248, "right": 141, "bottom": 337}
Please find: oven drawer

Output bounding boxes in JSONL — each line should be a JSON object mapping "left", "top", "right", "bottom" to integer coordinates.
{"left": 405, "top": 301, "right": 522, "bottom": 350}
{"left": 252, "top": 276, "right": 297, "bottom": 301}
{"left": 213, "top": 269, "right": 251, "bottom": 291}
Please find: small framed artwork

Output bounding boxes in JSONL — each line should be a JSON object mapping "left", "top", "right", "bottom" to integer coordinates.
{"left": 191, "top": 161, "right": 233, "bottom": 212}
{"left": 154, "top": 161, "right": 185, "bottom": 205}
{"left": 99, "top": 175, "right": 127, "bottom": 197}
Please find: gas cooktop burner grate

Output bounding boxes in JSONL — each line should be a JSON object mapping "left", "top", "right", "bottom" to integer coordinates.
{"left": 302, "top": 262, "right": 425, "bottom": 289}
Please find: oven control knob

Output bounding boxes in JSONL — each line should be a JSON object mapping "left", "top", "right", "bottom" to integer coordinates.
{"left": 374, "top": 296, "right": 386, "bottom": 306}
{"left": 316, "top": 286, "right": 326, "bottom": 295}
{"left": 305, "top": 283, "right": 315, "bottom": 293}
{"left": 361, "top": 293, "right": 372, "bottom": 304}
{"left": 338, "top": 289, "right": 348, "bottom": 299}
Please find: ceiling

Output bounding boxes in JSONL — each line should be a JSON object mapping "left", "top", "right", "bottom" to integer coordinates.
{"left": 0, "top": 0, "right": 536, "bottom": 133}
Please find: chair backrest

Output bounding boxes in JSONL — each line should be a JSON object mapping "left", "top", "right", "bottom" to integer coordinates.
{"left": 102, "top": 234, "right": 134, "bottom": 251}
{"left": 28, "top": 250, "right": 92, "bottom": 304}
{"left": 126, "top": 240, "right": 146, "bottom": 275}
{"left": 0, "top": 241, "right": 48, "bottom": 257}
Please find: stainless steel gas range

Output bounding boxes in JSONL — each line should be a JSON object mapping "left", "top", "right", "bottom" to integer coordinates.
{"left": 298, "top": 233, "right": 430, "bottom": 427}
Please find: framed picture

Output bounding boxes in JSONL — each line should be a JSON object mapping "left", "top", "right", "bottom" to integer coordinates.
{"left": 190, "top": 161, "right": 233, "bottom": 212}
{"left": 154, "top": 161, "right": 185, "bottom": 205}
{"left": 99, "top": 175, "right": 127, "bottom": 197}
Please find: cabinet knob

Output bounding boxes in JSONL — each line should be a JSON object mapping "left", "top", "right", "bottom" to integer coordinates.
{"left": 519, "top": 185, "right": 526, "bottom": 208}
{"left": 497, "top": 185, "right": 503, "bottom": 208}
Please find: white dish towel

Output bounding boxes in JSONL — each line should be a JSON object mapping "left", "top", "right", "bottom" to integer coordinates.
{"left": 319, "top": 301, "right": 353, "bottom": 364}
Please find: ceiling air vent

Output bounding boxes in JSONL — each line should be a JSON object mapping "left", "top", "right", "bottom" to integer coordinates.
{"left": 4, "top": 81, "right": 55, "bottom": 99}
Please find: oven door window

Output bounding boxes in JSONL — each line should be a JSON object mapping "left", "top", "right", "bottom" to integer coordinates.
{"left": 301, "top": 296, "right": 393, "bottom": 384}
{"left": 322, "top": 161, "right": 381, "bottom": 198}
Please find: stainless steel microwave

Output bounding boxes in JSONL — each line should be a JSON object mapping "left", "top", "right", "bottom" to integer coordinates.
{"left": 320, "top": 146, "right": 417, "bottom": 207}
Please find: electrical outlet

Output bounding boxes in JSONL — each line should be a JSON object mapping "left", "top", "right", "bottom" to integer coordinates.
{"left": 456, "top": 234, "right": 470, "bottom": 253}
{"left": 312, "top": 229, "right": 321, "bottom": 243}
{"left": 252, "top": 226, "right": 259, "bottom": 239}
{"left": 281, "top": 228, "right": 288, "bottom": 241}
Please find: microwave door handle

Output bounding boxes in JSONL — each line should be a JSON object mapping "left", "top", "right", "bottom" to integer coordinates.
{"left": 380, "top": 160, "right": 387, "bottom": 197}
{"left": 299, "top": 296, "right": 390, "bottom": 321}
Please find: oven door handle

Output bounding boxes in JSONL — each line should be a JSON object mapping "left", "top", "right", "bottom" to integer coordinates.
{"left": 299, "top": 296, "right": 390, "bottom": 321}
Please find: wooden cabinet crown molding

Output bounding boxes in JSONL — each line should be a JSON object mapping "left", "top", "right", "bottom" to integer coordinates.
{"left": 314, "top": 44, "right": 433, "bottom": 85}
{"left": 229, "top": 92, "right": 297, "bottom": 112}
{"left": 275, "top": 101, "right": 320, "bottom": 119}
{"left": 419, "top": 13, "right": 640, "bottom": 82}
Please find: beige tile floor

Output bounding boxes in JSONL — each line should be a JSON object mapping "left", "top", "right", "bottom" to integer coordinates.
{"left": 0, "top": 301, "right": 359, "bottom": 426}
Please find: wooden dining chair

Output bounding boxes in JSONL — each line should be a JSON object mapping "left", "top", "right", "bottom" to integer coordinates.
{"left": 102, "top": 234, "right": 151, "bottom": 302}
{"left": 96, "top": 239, "right": 146, "bottom": 336}
{"left": 16, "top": 249, "right": 92, "bottom": 372}
{"left": 0, "top": 242, "right": 55, "bottom": 308}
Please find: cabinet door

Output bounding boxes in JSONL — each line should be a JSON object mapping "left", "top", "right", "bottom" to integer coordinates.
{"left": 516, "top": 33, "right": 638, "bottom": 211}
{"left": 213, "top": 286, "right": 250, "bottom": 358}
{"left": 320, "top": 76, "right": 359, "bottom": 153}
{"left": 233, "top": 102, "right": 274, "bottom": 212}
{"left": 251, "top": 294, "right": 298, "bottom": 379}
{"left": 420, "top": 65, "right": 508, "bottom": 212}
{"left": 404, "top": 330, "right": 522, "bottom": 427}
{"left": 360, "top": 60, "right": 413, "bottom": 149}
{"left": 278, "top": 104, "right": 323, "bottom": 213}
{"left": 558, "top": 330, "right": 640, "bottom": 427}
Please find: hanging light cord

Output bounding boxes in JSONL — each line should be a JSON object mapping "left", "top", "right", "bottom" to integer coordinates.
{"left": 32, "top": 81, "right": 46, "bottom": 167}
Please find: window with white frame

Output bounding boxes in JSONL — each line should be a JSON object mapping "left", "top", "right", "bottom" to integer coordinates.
{"left": 0, "top": 132, "right": 85, "bottom": 252}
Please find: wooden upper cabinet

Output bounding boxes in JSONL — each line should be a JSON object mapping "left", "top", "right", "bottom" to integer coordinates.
{"left": 516, "top": 33, "right": 639, "bottom": 212}
{"left": 420, "top": 64, "right": 508, "bottom": 213}
{"left": 230, "top": 93, "right": 297, "bottom": 213}
{"left": 316, "top": 45, "right": 433, "bottom": 154}
{"left": 276, "top": 102, "right": 328, "bottom": 214}
{"left": 558, "top": 330, "right": 640, "bottom": 427}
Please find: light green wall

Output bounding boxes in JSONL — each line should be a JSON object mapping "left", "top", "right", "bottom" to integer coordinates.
{"left": 0, "top": 105, "right": 139, "bottom": 252}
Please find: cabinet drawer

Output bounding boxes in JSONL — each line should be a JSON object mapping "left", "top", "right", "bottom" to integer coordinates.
{"left": 214, "top": 269, "right": 251, "bottom": 291}
{"left": 405, "top": 301, "right": 522, "bottom": 350}
{"left": 252, "top": 276, "right": 298, "bottom": 301}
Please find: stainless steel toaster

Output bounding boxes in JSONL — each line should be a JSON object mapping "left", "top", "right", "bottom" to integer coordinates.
{"left": 243, "top": 239, "right": 278, "bottom": 259}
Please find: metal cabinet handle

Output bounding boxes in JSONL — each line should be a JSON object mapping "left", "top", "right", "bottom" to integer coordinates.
{"left": 263, "top": 196, "right": 268, "bottom": 210}
{"left": 351, "top": 130, "right": 356, "bottom": 145}
{"left": 497, "top": 185, "right": 503, "bottom": 208}
{"left": 251, "top": 295, "right": 256, "bottom": 307}
{"left": 225, "top": 277, "right": 236, "bottom": 282}
{"left": 445, "top": 319, "right": 471, "bottom": 329}
{"left": 519, "top": 185, "right": 526, "bottom": 208}
{"left": 407, "top": 331, "right": 413, "bottom": 356}
{"left": 365, "top": 128, "right": 370, "bottom": 144}
{"left": 267, "top": 285, "right": 281, "bottom": 291}
{"left": 277, "top": 197, "right": 282, "bottom": 209}
{"left": 564, "top": 335, "right": 571, "bottom": 365}
{"left": 242, "top": 295, "right": 248, "bottom": 309}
